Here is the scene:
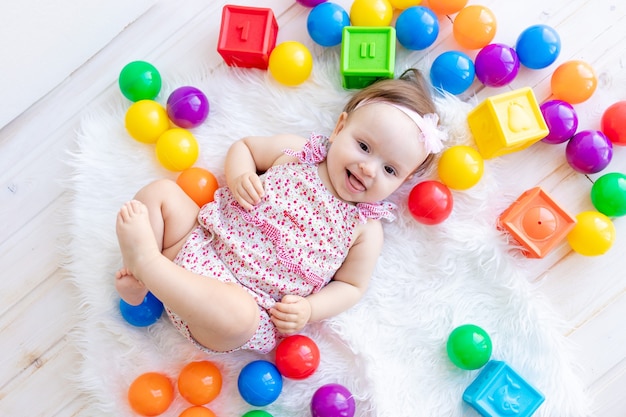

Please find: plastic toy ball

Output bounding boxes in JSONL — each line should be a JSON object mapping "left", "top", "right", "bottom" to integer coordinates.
{"left": 474, "top": 43, "right": 520, "bottom": 87}
{"left": 430, "top": 50, "right": 475, "bottom": 95}
{"left": 297, "top": 0, "right": 327, "bottom": 6}
{"left": 567, "top": 211, "right": 616, "bottom": 256}
{"left": 128, "top": 372, "right": 174, "bottom": 416}
{"left": 427, "top": 0, "right": 468, "bottom": 15}
{"left": 155, "top": 128, "right": 199, "bottom": 171}
{"left": 237, "top": 360, "right": 283, "bottom": 407}
{"left": 452, "top": 5, "right": 497, "bottom": 50}
{"left": 601, "top": 101, "right": 626, "bottom": 146}
{"left": 178, "top": 361, "right": 222, "bottom": 406}
{"left": 275, "top": 334, "right": 321, "bottom": 379}
{"left": 125, "top": 100, "right": 170, "bottom": 144}
{"left": 307, "top": 2, "right": 350, "bottom": 47}
{"left": 119, "top": 291, "right": 164, "bottom": 327}
{"left": 408, "top": 180, "right": 453, "bottom": 225}
{"left": 540, "top": 100, "right": 578, "bottom": 144}
{"left": 119, "top": 60, "right": 162, "bottom": 102}
{"left": 268, "top": 41, "right": 313, "bottom": 86}
{"left": 176, "top": 167, "right": 219, "bottom": 207}
{"left": 311, "top": 383, "right": 356, "bottom": 417}
{"left": 349, "top": 0, "right": 394, "bottom": 27}
{"left": 446, "top": 324, "right": 492, "bottom": 370}
{"left": 388, "top": 0, "right": 422, "bottom": 9}
{"left": 167, "top": 86, "right": 210, "bottom": 129}
{"left": 242, "top": 411, "right": 274, "bottom": 417}
{"left": 591, "top": 172, "right": 626, "bottom": 218}
{"left": 437, "top": 145, "right": 484, "bottom": 190}
{"left": 565, "top": 130, "right": 613, "bottom": 174}
{"left": 396, "top": 6, "right": 439, "bottom": 51}
{"left": 551, "top": 60, "right": 597, "bottom": 104}
{"left": 515, "top": 24, "right": 561, "bottom": 69}
{"left": 179, "top": 406, "right": 217, "bottom": 417}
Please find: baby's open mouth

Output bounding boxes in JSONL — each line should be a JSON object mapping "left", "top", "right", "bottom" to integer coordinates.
{"left": 347, "top": 170, "right": 366, "bottom": 192}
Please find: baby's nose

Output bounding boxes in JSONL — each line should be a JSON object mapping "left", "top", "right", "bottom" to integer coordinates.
{"left": 359, "top": 161, "right": 376, "bottom": 177}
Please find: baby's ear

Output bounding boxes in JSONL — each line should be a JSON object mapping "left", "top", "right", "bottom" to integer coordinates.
{"left": 329, "top": 111, "right": 348, "bottom": 142}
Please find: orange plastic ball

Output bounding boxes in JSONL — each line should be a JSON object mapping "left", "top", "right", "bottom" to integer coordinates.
{"left": 177, "top": 361, "right": 223, "bottom": 406}
{"left": 128, "top": 372, "right": 174, "bottom": 416}
{"left": 428, "top": 0, "right": 468, "bottom": 15}
{"left": 453, "top": 5, "right": 497, "bottom": 49}
{"left": 551, "top": 60, "right": 597, "bottom": 104}
{"left": 125, "top": 100, "right": 170, "bottom": 144}
{"left": 155, "top": 128, "right": 199, "bottom": 171}
{"left": 176, "top": 167, "right": 219, "bottom": 207}
{"left": 179, "top": 406, "right": 217, "bottom": 417}
{"left": 350, "top": 0, "right": 394, "bottom": 26}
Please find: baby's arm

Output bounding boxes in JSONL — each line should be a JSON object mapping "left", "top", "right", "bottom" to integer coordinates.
{"left": 225, "top": 134, "right": 307, "bottom": 210}
{"left": 270, "top": 220, "right": 384, "bottom": 334}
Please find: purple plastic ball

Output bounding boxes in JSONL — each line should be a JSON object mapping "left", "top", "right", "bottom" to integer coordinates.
{"left": 297, "top": 0, "right": 327, "bottom": 7}
{"left": 540, "top": 100, "right": 578, "bottom": 144}
{"left": 166, "top": 86, "right": 209, "bottom": 128}
{"left": 474, "top": 43, "right": 520, "bottom": 87}
{"left": 565, "top": 130, "right": 613, "bottom": 174}
{"left": 311, "top": 383, "right": 355, "bottom": 417}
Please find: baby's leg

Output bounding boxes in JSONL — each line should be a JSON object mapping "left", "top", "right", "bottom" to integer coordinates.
{"left": 116, "top": 200, "right": 260, "bottom": 351}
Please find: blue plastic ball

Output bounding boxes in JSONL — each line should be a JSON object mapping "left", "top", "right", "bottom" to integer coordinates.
{"left": 119, "top": 292, "right": 164, "bottom": 327}
{"left": 396, "top": 6, "right": 439, "bottom": 50}
{"left": 307, "top": 2, "right": 350, "bottom": 47}
{"left": 430, "top": 50, "right": 475, "bottom": 95}
{"left": 515, "top": 24, "right": 561, "bottom": 69}
{"left": 237, "top": 360, "right": 283, "bottom": 407}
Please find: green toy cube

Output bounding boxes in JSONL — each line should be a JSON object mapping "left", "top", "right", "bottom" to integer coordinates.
{"left": 341, "top": 26, "right": 396, "bottom": 90}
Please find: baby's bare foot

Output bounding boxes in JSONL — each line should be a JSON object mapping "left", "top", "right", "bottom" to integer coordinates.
{"left": 115, "top": 268, "right": 148, "bottom": 306}
{"left": 116, "top": 200, "right": 161, "bottom": 279}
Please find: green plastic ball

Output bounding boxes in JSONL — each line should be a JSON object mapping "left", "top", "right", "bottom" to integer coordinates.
{"left": 446, "top": 324, "right": 492, "bottom": 370}
{"left": 118, "top": 60, "right": 162, "bottom": 102}
{"left": 242, "top": 411, "right": 273, "bottom": 417}
{"left": 591, "top": 172, "right": 626, "bottom": 217}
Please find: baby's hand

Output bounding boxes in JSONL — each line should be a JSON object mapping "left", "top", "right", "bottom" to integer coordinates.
{"left": 270, "top": 295, "right": 312, "bottom": 335}
{"left": 230, "top": 172, "right": 265, "bottom": 210}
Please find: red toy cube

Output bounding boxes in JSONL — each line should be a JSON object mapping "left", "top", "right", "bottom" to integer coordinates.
{"left": 217, "top": 5, "right": 278, "bottom": 69}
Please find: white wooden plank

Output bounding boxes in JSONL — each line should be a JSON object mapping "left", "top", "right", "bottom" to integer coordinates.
{"left": 588, "top": 359, "right": 626, "bottom": 417}
{"left": 0, "top": 0, "right": 155, "bottom": 128}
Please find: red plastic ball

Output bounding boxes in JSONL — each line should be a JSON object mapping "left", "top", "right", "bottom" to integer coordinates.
{"left": 275, "top": 335, "right": 320, "bottom": 379}
{"left": 408, "top": 181, "right": 453, "bottom": 225}
{"left": 601, "top": 100, "right": 626, "bottom": 146}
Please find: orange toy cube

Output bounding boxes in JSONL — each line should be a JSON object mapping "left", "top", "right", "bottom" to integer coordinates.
{"left": 217, "top": 5, "right": 278, "bottom": 69}
{"left": 498, "top": 187, "right": 576, "bottom": 258}
{"left": 467, "top": 87, "right": 549, "bottom": 159}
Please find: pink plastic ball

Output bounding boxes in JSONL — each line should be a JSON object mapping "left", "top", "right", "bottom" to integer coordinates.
{"left": 565, "top": 130, "right": 613, "bottom": 174}
{"left": 166, "top": 86, "right": 210, "bottom": 129}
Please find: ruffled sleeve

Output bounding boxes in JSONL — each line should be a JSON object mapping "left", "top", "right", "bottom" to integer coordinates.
{"left": 283, "top": 133, "right": 328, "bottom": 165}
{"left": 356, "top": 201, "right": 397, "bottom": 223}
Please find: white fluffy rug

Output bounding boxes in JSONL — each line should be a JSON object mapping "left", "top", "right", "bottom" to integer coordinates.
{"left": 66, "top": 47, "right": 591, "bottom": 416}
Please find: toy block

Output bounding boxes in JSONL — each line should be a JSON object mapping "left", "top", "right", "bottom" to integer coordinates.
{"left": 467, "top": 87, "right": 549, "bottom": 159}
{"left": 463, "top": 360, "right": 545, "bottom": 417}
{"left": 341, "top": 26, "right": 396, "bottom": 90}
{"left": 498, "top": 187, "right": 576, "bottom": 258}
{"left": 217, "top": 5, "right": 278, "bottom": 69}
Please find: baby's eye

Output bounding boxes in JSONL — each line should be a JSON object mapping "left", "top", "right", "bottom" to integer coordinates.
{"left": 384, "top": 166, "right": 397, "bottom": 176}
{"left": 358, "top": 142, "right": 369, "bottom": 152}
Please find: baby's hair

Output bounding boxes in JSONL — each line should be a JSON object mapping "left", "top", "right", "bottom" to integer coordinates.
{"left": 343, "top": 69, "right": 439, "bottom": 175}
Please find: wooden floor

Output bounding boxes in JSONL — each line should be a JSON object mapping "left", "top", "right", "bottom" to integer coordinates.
{"left": 1, "top": 0, "right": 625, "bottom": 415}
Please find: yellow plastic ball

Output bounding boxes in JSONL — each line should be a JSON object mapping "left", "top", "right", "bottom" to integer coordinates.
{"left": 268, "top": 41, "right": 313, "bottom": 86}
{"left": 125, "top": 100, "right": 170, "bottom": 144}
{"left": 388, "top": 0, "right": 422, "bottom": 9}
{"left": 350, "top": 0, "right": 394, "bottom": 26}
{"left": 566, "top": 211, "right": 616, "bottom": 256}
{"left": 437, "top": 145, "right": 484, "bottom": 190}
{"left": 155, "top": 128, "right": 199, "bottom": 171}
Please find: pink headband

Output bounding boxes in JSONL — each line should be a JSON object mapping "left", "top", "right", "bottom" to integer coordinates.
{"left": 354, "top": 99, "right": 446, "bottom": 154}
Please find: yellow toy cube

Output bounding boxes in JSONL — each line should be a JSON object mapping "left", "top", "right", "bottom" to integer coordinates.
{"left": 467, "top": 87, "right": 549, "bottom": 159}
